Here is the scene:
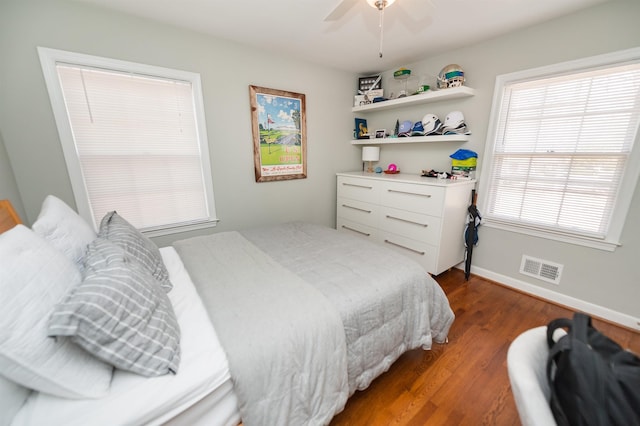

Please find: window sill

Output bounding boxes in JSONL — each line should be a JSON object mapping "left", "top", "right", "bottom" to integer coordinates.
{"left": 141, "top": 218, "right": 219, "bottom": 238}
{"left": 482, "top": 220, "right": 620, "bottom": 252}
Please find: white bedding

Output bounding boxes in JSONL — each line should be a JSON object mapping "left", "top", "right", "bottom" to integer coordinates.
{"left": 240, "top": 222, "right": 455, "bottom": 394}
{"left": 174, "top": 230, "right": 349, "bottom": 426}
{"left": 173, "top": 222, "right": 455, "bottom": 425}
{"left": 11, "top": 247, "right": 238, "bottom": 426}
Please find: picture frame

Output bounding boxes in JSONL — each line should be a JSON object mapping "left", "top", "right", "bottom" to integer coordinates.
{"left": 249, "top": 85, "right": 307, "bottom": 182}
{"left": 358, "top": 75, "right": 382, "bottom": 92}
{"left": 355, "top": 118, "right": 369, "bottom": 139}
{"left": 375, "top": 129, "right": 387, "bottom": 138}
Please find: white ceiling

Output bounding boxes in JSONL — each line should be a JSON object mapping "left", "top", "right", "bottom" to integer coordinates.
{"left": 73, "top": 0, "right": 610, "bottom": 75}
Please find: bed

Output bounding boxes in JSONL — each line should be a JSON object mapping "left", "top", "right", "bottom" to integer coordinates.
{"left": 0, "top": 196, "right": 454, "bottom": 426}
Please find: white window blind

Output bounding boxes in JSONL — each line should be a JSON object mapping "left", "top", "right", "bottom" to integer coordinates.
{"left": 485, "top": 61, "right": 640, "bottom": 243}
{"left": 38, "top": 47, "right": 216, "bottom": 234}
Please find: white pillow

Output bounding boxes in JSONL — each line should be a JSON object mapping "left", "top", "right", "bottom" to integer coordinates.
{"left": 0, "top": 225, "right": 113, "bottom": 399}
{"left": 0, "top": 376, "right": 31, "bottom": 426}
{"left": 32, "top": 195, "right": 96, "bottom": 264}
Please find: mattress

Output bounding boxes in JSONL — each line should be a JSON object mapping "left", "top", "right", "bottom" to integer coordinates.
{"left": 11, "top": 247, "right": 237, "bottom": 426}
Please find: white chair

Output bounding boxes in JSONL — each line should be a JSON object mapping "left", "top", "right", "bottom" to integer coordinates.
{"left": 507, "top": 326, "right": 566, "bottom": 426}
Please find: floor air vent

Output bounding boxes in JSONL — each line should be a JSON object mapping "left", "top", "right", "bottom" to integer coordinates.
{"left": 519, "top": 255, "right": 563, "bottom": 285}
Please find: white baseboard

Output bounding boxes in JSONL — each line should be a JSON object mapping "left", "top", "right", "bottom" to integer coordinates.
{"left": 459, "top": 264, "right": 640, "bottom": 332}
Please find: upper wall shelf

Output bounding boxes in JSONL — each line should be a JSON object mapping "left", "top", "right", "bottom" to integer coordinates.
{"left": 351, "top": 86, "right": 476, "bottom": 113}
{"left": 351, "top": 134, "right": 470, "bottom": 145}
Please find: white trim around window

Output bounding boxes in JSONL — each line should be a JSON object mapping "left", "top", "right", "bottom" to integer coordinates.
{"left": 38, "top": 47, "right": 218, "bottom": 236}
{"left": 479, "top": 47, "right": 640, "bottom": 251}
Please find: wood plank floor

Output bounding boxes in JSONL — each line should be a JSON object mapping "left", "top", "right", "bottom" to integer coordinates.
{"left": 330, "top": 268, "right": 640, "bottom": 426}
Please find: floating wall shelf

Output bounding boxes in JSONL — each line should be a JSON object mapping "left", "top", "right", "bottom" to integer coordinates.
{"left": 352, "top": 86, "right": 476, "bottom": 113}
{"left": 351, "top": 134, "right": 470, "bottom": 145}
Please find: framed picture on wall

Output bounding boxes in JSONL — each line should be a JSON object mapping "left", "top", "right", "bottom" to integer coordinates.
{"left": 249, "top": 85, "right": 307, "bottom": 182}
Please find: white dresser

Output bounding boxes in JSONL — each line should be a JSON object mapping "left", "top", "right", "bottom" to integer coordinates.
{"left": 336, "top": 172, "right": 476, "bottom": 275}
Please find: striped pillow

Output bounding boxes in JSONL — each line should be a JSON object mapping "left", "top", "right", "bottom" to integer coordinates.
{"left": 48, "top": 238, "right": 181, "bottom": 377}
{"left": 98, "top": 211, "right": 172, "bottom": 292}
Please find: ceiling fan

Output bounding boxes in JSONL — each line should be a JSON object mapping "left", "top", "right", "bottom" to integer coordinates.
{"left": 324, "top": 0, "right": 432, "bottom": 28}
{"left": 326, "top": 0, "right": 399, "bottom": 58}
{"left": 324, "top": 0, "right": 397, "bottom": 22}
{"left": 324, "top": 0, "right": 430, "bottom": 58}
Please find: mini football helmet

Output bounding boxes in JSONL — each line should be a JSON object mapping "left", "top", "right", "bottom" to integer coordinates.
{"left": 437, "top": 64, "right": 465, "bottom": 89}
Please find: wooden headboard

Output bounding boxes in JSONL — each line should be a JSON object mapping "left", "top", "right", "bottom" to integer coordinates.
{"left": 0, "top": 199, "right": 22, "bottom": 234}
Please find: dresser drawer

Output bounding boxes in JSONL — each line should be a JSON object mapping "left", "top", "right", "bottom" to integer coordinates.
{"left": 337, "top": 176, "right": 379, "bottom": 203}
{"left": 337, "top": 217, "right": 378, "bottom": 241}
{"left": 337, "top": 197, "right": 378, "bottom": 228}
{"left": 379, "top": 206, "right": 441, "bottom": 245}
{"left": 380, "top": 182, "right": 445, "bottom": 216}
{"left": 379, "top": 231, "right": 436, "bottom": 273}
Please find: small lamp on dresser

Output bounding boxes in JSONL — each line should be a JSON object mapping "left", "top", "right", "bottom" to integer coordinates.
{"left": 362, "top": 146, "right": 380, "bottom": 173}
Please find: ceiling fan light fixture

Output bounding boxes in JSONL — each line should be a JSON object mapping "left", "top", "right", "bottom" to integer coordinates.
{"left": 366, "top": 0, "right": 396, "bottom": 10}
{"left": 364, "top": 0, "right": 397, "bottom": 59}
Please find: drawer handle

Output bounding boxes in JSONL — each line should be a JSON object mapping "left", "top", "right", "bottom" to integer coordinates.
{"left": 343, "top": 204, "right": 372, "bottom": 214}
{"left": 343, "top": 183, "right": 373, "bottom": 189}
{"left": 386, "top": 215, "right": 428, "bottom": 227}
{"left": 387, "top": 189, "right": 431, "bottom": 198}
{"left": 342, "top": 225, "right": 371, "bottom": 236}
{"left": 384, "top": 239, "right": 425, "bottom": 256}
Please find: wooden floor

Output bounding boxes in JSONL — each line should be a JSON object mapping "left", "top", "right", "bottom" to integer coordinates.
{"left": 330, "top": 269, "right": 640, "bottom": 426}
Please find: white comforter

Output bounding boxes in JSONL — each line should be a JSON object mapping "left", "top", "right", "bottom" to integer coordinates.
{"left": 174, "top": 222, "right": 455, "bottom": 426}
{"left": 241, "top": 222, "right": 454, "bottom": 393}
{"left": 173, "top": 230, "right": 349, "bottom": 426}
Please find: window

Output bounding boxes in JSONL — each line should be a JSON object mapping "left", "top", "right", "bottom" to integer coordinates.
{"left": 480, "top": 48, "right": 640, "bottom": 251}
{"left": 38, "top": 47, "right": 217, "bottom": 235}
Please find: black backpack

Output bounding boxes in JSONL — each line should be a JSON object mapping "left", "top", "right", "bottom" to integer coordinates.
{"left": 546, "top": 312, "right": 640, "bottom": 426}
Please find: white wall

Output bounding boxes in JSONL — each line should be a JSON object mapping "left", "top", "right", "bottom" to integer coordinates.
{"left": 373, "top": 0, "right": 640, "bottom": 328}
{"left": 0, "top": 131, "right": 26, "bottom": 220}
{"left": 0, "top": 0, "right": 359, "bottom": 246}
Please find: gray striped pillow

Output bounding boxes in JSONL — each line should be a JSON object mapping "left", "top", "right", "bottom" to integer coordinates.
{"left": 98, "top": 211, "right": 172, "bottom": 292}
{"left": 48, "top": 238, "right": 181, "bottom": 377}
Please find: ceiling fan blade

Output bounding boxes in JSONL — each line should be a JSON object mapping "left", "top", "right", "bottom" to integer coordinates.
{"left": 397, "top": 0, "right": 435, "bottom": 23}
{"left": 324, "top": 0, "right": 360, "bottom": 21}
